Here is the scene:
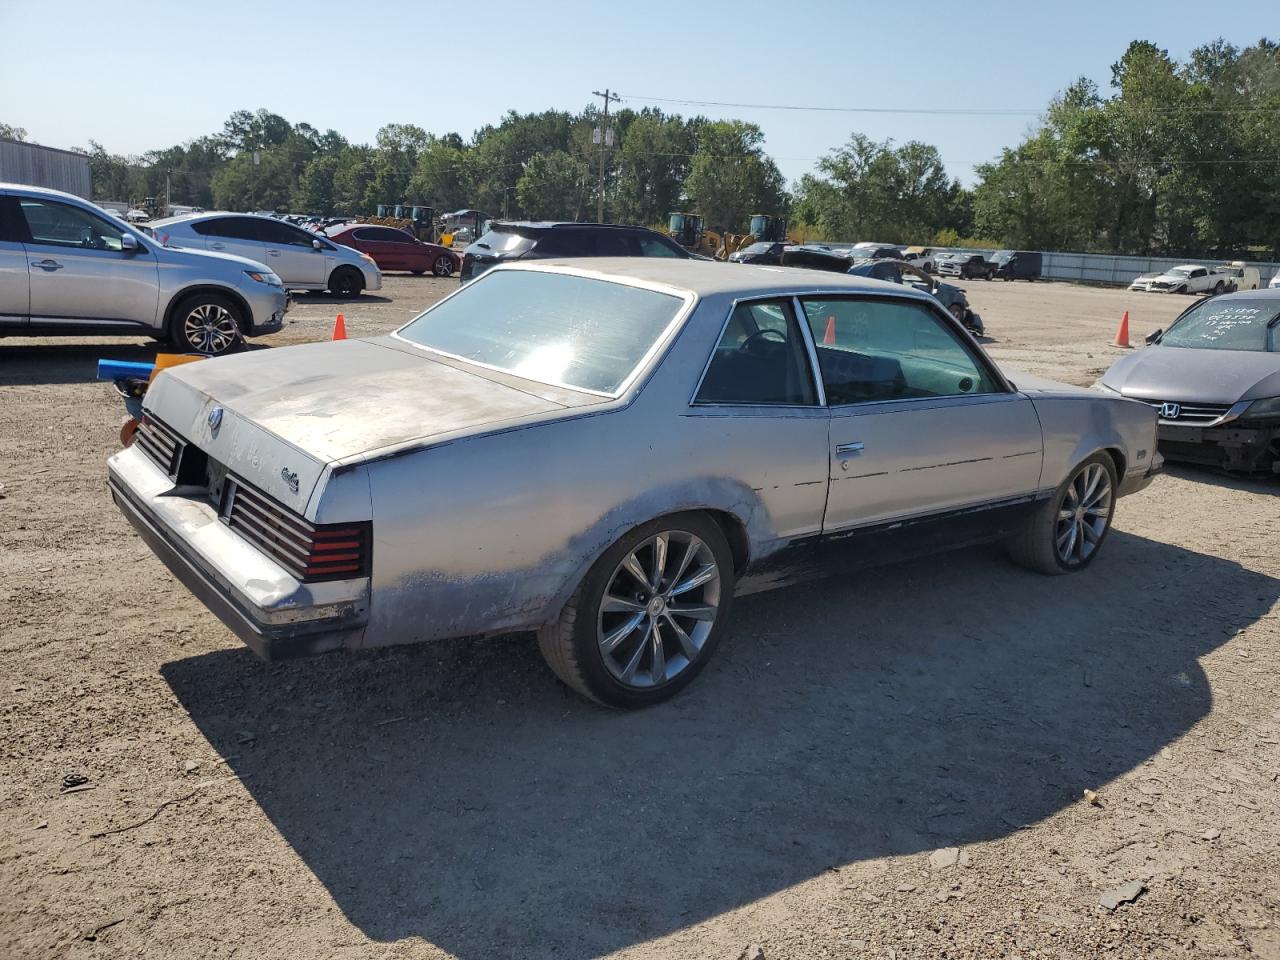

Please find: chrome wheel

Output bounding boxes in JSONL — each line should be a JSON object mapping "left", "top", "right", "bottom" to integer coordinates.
{"left": 182, "top": 302, "right": 238, "bottom": 354}
{"left": 597, "top": 531, "right": 722, "bottom": 689}
{"left": 1056, "top": 462, "right": 1113, "bottom": 565}
{"left": 432, "top": 255, "right": 454, "bottom": 277}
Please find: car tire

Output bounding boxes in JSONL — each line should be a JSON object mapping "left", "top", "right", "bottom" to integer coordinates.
{"left": 328, "top": 266, "right": 364, "bottom": 297}
{"left": 1177, "top": 285, "right": 1188, "bottom": 295}
{"left": 949, "top": 303, "right": 965, "bottom": 324}
{"left": 537, "top": 512, "right": 736, "bottom": 708}
{"left": 432, "top": 255, "right": 455, "bottom": 277}
{"left": 1006, "top": 452, "right": 1118, "bottom": 576}
{"left": 168, "top": 292, "right": 245, "bottom": 356}
{"left": 1213, "top": 280, "right": 1224, "bottom": 294}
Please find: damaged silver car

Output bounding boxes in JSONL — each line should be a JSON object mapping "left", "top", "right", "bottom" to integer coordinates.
{"left": 109, "top": 260, "right": 1160, "bottom": 707}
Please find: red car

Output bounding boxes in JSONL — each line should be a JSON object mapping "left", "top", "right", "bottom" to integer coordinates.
{"left": 325, "top": 224, "right": 461, "bottom": 277}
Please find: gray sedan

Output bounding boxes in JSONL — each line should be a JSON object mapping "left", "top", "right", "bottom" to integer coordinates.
{"left": 108, "top": 260, "right": 1160, "bottom": 707}
{"left": 1096, "top": 289, "right": 1280, "bottom": 474}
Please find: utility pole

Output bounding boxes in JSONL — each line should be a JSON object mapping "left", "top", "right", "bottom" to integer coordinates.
{"left": 591, "top": 88, "right": 620, "bottom": 223}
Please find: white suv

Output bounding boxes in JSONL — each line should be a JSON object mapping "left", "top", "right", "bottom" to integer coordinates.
{"left": 152, "top": 213, "right": 382, "bottom": 296}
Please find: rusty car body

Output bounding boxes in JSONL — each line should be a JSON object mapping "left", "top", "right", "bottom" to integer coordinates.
{"left": 108, "top": 259, "right": 1161, "bottom": 706}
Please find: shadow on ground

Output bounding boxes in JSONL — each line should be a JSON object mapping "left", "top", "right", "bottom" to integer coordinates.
{"left": 1163, "top": 461, "right": 1280, "bottom": 494}
{"left": 163, "top": 531, "right": 1277, "bottom": 958}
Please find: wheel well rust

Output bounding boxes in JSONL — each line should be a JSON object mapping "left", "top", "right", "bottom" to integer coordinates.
{"left": 702, "top": 509, "right": 750, "bottom": 576}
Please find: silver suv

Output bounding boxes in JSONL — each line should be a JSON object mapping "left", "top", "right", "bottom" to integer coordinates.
{"left": 0, "top": 183, "right": 288, "bottom": 355}
{"left": 152, "top": 213, "right": 382, "bottom": 296}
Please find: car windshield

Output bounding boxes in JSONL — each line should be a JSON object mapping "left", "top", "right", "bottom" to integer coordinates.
{"left": 471, "top": 230, "right": 534, "bottom": 254}
{"left": 396, "top": 270, "right": 686, "bottom": 393}
{"left": 1161, "top": 297, "right": 1280, "bottom": 352}
{"left": 1168, "top": 268, "right": 1194, "bottom": 278}
{"left": 740, "top": 242, "right": 774, "bottom": 255}
{"left": 992, "top": 251, "right": 1014, "bottom": 263}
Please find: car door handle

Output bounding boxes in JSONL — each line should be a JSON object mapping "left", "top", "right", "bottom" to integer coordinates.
{"left": 835, "top": 442, "right": 864, "bottom": 456}
{"left": 32, "top": 259, "right": 63, "bottom": 271}
{"left": 265, "top": 249, "right": 281, "bottom": 256}
{"left": 209, "top": 242, "right": 225, "bottom": 250}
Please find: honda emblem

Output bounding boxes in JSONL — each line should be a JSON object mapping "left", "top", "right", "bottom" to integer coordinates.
{"left": 1159, "top": 402, "right": 1181, "bottom": 419}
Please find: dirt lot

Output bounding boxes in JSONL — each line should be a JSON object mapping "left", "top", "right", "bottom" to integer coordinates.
{"left": 2, "top": 276, "right": 1278, "bottom": 960}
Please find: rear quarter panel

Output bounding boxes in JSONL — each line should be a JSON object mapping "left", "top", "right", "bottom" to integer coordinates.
{"left": 354, "top": 292, "right": 823, "bottom": 647}
{"left": 1026, "top": 390, "right": 1157, "bottom": 492}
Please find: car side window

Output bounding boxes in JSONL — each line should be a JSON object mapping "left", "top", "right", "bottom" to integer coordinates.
{"left": 801, "top": 297, "right": 998, "bottom": 406}
{"left": 259, "top": 219, "right": 315, "bottom": 248}
{"left": 637, "top": 235, "right": 682, "bottom": 258}
{"left": 352, "top": 228, "right": 376, "bottom": 242}
{"left": 696, "top": 299, "right": 818, "bottom": 406}
{"left": 533, "top": 231, "right": 582, "bottom": 257}
{"left": 19, "top": 199, "right": 127, "bottom": 252}
{"left": 196, "top": 217, "right": 260, "bottom": 240}
{"left": 593, "top": 231, "right": 637, "bottom": 257}
{"left": 1191, "top": 268, "right": 1206, "bottom": 279}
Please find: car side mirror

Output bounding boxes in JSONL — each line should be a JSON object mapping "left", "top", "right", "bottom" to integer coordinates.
{"left": 120, "top": 233, "right": 139, "bottom": 254}
{"left": 312, "top": 238, "right": 324, "bottom": 250}
{"left": 1145, "top": 328, "right": 1163, "bottom": 344}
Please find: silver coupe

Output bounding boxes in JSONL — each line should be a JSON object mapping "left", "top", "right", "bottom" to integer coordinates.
{"left": 108, "top": 260, "right": 1161, "bottom": 707}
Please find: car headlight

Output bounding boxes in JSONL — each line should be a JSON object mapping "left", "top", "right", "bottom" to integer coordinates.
{"left": 245, "top": 270, "right": 283, "bottom": 287}
{"left": 1243, "top": 397, "right": 1280, "bottom": 420}
{"left": 359, "top": 252, "right": 377, "bottom": 267}
{"left": 1091, "top": 379, "right": 1121, "bottom": 395}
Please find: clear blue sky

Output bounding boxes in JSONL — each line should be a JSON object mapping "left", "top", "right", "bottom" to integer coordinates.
{"left": 2, "top": 0, "right": 1274, "bottom": 186}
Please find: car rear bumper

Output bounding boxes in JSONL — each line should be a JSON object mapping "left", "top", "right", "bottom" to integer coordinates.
{"left": 107, "top": 445, "right": 368, "bottom": 659}
{"left": 1157, "top": 422, "right": 1280, "bottom": 474}
{"left": 1118, "top": 451, "right": 1164, "bottom": 496}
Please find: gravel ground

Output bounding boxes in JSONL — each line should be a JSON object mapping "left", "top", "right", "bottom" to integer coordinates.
{"left": 2, "top": 276, "right": 1278, "bottom": 960}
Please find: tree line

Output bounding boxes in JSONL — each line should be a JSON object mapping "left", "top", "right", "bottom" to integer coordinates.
{"left": 5, "top": 35, "right": 1277, "bottom": 258}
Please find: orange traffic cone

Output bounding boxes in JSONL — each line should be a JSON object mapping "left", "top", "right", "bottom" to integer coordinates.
{"left": 1112, "top": 310, "right": 1130, "bottom": 348}
{"left": 332, "top": 313, "right": 347, "bottom": 341}
{"left": 823, "top": 314, "right": 836, "bottom": 345}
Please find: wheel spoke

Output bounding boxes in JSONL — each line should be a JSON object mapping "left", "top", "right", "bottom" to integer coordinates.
{"left": 663, "top": 613, "right": 700, "bottom": 660}
{"left": 649, "top": 619, "right": 666, "bottom": 684}
{"left": 668, "top": 536, "right": 702, "bottom": 589}
{"left": 670, "top": 563, "right": 716, "bottom": 597}
{"left": 1081, "top": 466, "right": 1102, "bottom": 502}
{"left": 1081, "top": 520, "right": 1102, "bottom": 544}
{"left": 620, "top": 620, "right": 652, "bottom": 682}
{"left": 601, "top": 594, "right": 645, "bottom": 614}
{"left": 600, "top": 613, "right": 644, "bottom": 654}
{"left": 651, "top": 533, "right": 668, "bottom": 591}
{"left": 667, "top": 601, "right": 717, "bottom": 622}
{"left": 621, "top": 551, "right": 649, "bottom": 590}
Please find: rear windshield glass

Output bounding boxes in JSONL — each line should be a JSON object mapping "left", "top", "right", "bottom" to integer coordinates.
{"left": 740, "top": 242, "right": 774, "bottom": 255}
{"left": 470, "top": 230, "right": 534, "bottom": 255}
{"left": 397, "top": 270, "right": 686, "bottom": 393}
{"left": 1161, "top": 297, "right": 1279, "bottom": 351}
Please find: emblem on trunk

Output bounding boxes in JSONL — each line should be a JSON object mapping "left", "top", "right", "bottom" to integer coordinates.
{"left": 281, "top": 468, "right": 299, "bottom": 494}
{"left": 207, "top": 406, "right": 223, "bottom": 433}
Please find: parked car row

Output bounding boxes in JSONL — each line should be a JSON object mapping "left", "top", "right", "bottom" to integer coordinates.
{"left": 1129, "top": 262, "right": 1260, "bottom": 295}
{"left": 1, "top": 182, "right": 288, "bottom": 354}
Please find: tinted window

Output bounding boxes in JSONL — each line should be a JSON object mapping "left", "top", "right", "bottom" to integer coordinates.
{"left": 195, "top": 217, "right": 261, "bottom": 240}
{"left": 258, "top": 219, "right": 316, "bottom": 247}
{"left": 472, "top": 229, "right": 534, "bottom": 256}
{"left": 801, "top": 297, "right": 997, "bottom": 405}
{"left": 1161, "top": 297, "right": 1279, "bottom": 352}
{"left": 592, "top": 231, "right": 637, "bottom": 257}
{"left": 19, "top": 199, "right": 127, "bottom": 251}
{"left": 531, "top": 230, "right": 587, "bottom": 257}
{"left": 397, "top": 270, "right": 684, "bottom": 394}
{"left": 637, "top": 235, "right": 683, "bottom": 258}
{"left": 1190, "top": 268, "right": 1207, "bottom": 279}
{"left": 0, "top": 197, "right": 25, "bottom": 242}
{"left": 696, "top": 300, "right": 817, "bottom": 406}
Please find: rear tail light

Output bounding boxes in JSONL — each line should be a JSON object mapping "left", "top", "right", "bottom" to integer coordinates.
{"left": 304, "top": 523, "right": 371, "bottom": 580}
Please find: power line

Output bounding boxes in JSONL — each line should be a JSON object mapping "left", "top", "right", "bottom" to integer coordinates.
{"left": 619, "top": 93, "right": 1280, "bottom": 117}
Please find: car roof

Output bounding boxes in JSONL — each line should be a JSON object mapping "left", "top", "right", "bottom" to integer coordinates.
{"left": 497, "top": 257, "right": 933, "bottom": 301}
{"left": 486, "top": 221, "right": 655, "bottom": 233}
{"left": 0, "top": 181, "right": 90, "bottom": 202}
{"left": 150, "top": 211, "right": 286, "bottom": 229}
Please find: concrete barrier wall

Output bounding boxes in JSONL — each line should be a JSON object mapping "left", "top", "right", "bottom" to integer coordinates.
{"left": 820, "top": 242, "right": 1279, "bottom": 288}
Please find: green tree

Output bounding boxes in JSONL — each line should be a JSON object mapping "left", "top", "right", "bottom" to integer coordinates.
{"left": 683, "top": 120, "right": 787, "bottom": 234}
{"left": 1, "top": 122, "right": 28, "bottom": 141}
{"left": 516, "top": 150, "right": 587, "bottom": 220}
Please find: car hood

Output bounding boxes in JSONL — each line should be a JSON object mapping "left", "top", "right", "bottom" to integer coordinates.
{"left": 156, "top": 243, "right": 271, "bottom": 273}
{"left": 143, "top": 337, "right": 594, "bottom": 501}
{"left": 1100, "top": 346, "right": 1280, "bottom": 403}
